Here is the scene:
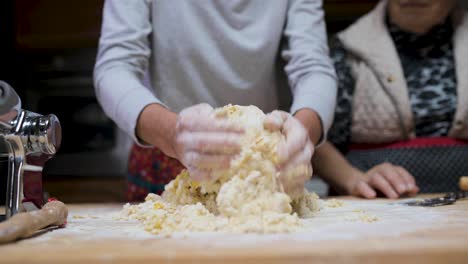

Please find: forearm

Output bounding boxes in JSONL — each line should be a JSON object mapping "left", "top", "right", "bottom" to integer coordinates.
{"left": 312, "top": 141, "right": 363, "bottom": 194}
{"left": 136, "top": 103, "right": 178, "bottom": 158}
{"left": 294, "top": 108, "right": 322, "bottom": 145}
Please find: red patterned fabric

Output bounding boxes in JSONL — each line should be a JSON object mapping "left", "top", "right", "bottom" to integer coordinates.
{"left": 127, "top": 144, "right": 185, "bottom": 202}
{"left": 349, "top": 137, "right": 468, "bottom": 150}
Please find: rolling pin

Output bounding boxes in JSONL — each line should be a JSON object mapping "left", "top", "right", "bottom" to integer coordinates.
{"left": 0, "top": 200, "right": 68, "bottom": 243}
{"left": 460, "top": 176, "right": 468, "bottom": 191}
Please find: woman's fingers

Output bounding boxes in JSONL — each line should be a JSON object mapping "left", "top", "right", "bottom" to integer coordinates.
{"left": 354, "top": 180, "right": 377, "bottom": 199}
{"left": 184, "top": 152, "right": 232, "bottom": 170}
{"left": 394, "top": 166, "right": 419, "bottom": 194}
{"left": 281, "top": 141, "right": 314, "bottom": 170}
{"left": 376, "top": 163, "right": 410, "bottom": 195}
{"left": 278, "top": 117, "right": 309, "bottom": 164}
{"left": 187, "top": 167, "right": 213, "bottom": 182}
{"left": 263, "top": 110, "right": 289, "bottom": 131}
{"left": 177, "top": 132, "right": 242, "bottom": 154}
{"left": 175, "top": 104, "right": 248, "bottom": 181}
{"left": 264, "top": 110, "right": 313, "bottom": 198}
{"left": 264, "top": 110, "right": 310, "bottom": 165}
{"left": 368, "top": 172, "right": 399, "bottom": 199}
{"left": 355, "top": 163, "right": 419, "bottom": 199}
{"left": 178, "top": 116, "right": 244, "bottom": 133}
{"left": 178, "top": 103, "right": 244, "bottom": 133}
{"left": 279, "top": 140, "right": 313, "bottom": 198}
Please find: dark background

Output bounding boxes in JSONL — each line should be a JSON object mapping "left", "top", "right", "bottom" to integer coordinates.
{"left": 0, "top": 0, "right": 380, "bottom": 203}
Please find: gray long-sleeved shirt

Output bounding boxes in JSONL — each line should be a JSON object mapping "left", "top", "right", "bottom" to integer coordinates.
{"left": 94, "top": 0, "right": 337, "bottom": 143}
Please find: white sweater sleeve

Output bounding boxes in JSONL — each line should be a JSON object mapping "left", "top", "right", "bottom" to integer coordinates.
{"left": 283, "top": 0, "right": 337, "bottom": 142}
{"left": 93, "top": 0, "right": 163, "bottom": 144}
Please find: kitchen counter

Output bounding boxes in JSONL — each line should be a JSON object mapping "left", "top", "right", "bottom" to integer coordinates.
{"left": 0, "top": 196, "right": 467, "bottom": 264}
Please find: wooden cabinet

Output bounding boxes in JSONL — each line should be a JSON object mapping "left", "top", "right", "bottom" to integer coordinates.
{"left": 12, "top": 0, "right": 378, "bottom": 51}
{"left": 14, "top": 0, "right": 104, "bottom": 51}
{"left": 324, "top": 0, "right": 378, "bottom": 18}
{"left": 324, "top": 0, "right": 379, "bottom": 33}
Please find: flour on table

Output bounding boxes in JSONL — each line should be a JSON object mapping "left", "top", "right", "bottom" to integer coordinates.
{"left": 120, "top": 105, "right": 322, "bottom": 234}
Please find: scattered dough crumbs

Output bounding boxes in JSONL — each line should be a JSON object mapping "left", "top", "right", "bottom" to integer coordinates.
{"left": 326, "top": 199, "right": 344, "bottom": 208}
{"left": 345, "top": 210, "right": 379, "bottom": 223}
{"left": 358, "top": 213, "right": 378, "bottom": 223}
{"left": 73, "top": 214, "right": 99, "bottom": 219}
{"left": 120, "top": 105, "right": 322, "bottom": 234}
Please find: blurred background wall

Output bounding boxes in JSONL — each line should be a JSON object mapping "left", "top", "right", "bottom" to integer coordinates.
{"left": 1, "top": 0, "right": 386, "bottom": 202}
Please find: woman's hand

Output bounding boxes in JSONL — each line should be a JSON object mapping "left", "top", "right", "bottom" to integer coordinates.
{"left": 347, "top": 163, "right": 419, "bottom": 199}
{"left": 264, "top": 110, "right": 314, "bottom": 199}
{"left": 173, "top": 103, "right": 244, "bottom": 182}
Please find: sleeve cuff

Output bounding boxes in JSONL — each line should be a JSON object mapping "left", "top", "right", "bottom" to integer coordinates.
{"left": 116, "top": 87, "right": 165, "bottom": 147}
{"left": 290, "top": 73, "right": 337, "bottom": 146}
{"left": 96, "top": 67, "right": 166, "bottom": 147}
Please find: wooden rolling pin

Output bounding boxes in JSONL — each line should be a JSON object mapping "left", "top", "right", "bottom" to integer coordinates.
{"left": 0, "top": 200, "right": 68, "bottom": 243}
{"left": 460, "top": 176, "right": 468, "bottom": 191}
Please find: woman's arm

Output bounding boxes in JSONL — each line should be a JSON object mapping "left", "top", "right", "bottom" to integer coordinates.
{"left": 266, "top": 0, "right": 336, "bottom": 197}
{"left": 313, "top": 142, "right": 419, "bottom": 199}
{"left": 94, "top": 0, "right": 161, "bottom": 145}
{"left": 94, "top": 2, "right": 244, "bottom": 182}
{"left": 282, "top": 0, "right": 337, "bottom": 145}
{"left": 313, "top": 142, "right": 375, "bottom": 198}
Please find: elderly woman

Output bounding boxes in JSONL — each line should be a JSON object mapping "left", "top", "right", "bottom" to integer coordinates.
{"left": 314, "top": 0, "right": 468, "bottom": 198}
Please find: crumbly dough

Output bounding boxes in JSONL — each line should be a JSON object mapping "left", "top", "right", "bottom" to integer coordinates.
{"left": 120, "top": 105, "right": 322, "bottom": 234}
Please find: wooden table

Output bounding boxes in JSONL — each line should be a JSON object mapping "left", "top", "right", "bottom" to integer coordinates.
{"left": 0, "top": 197, "right": 467, "bottom": 264}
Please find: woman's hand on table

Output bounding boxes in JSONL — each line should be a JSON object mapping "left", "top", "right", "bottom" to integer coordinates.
{"left": 173, "top": 103, "right": 244, "bottom": 182}
{"left": 264, "top": 110, "right": 314, "bottom": 199}
{"left": 348, "top": 163, "right": 420, "bottom": 199}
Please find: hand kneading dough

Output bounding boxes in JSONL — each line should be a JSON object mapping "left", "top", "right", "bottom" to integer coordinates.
{"left": 120, "top": 105, "right": 322, "bottom": 234}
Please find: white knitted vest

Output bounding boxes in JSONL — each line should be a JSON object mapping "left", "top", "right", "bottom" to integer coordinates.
{"left": 337, "top": 1, "right": 468, "bottom": 143}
